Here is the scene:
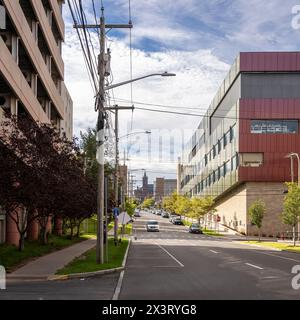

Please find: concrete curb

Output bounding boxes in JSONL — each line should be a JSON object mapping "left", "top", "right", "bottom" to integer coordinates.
{"left": 48, "top": 239, "right": 131, "bottom": 281}
{"left": 112, "top": 238, "right": 132, "bottom": 300}
{"left": 236, "top": 241, "right": 282, "bottom": 251}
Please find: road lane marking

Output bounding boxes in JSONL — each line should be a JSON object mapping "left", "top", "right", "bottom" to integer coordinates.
{"left": 157, "top": 245, "right": 184, "bottom": 267}
{"left": 254, "top": 250, "right": 300, "bottom": 263}
{"left": 209, "top": 250, "right": 219, "bottom": 254}
{"left": 245, "top": 263, "right": 263, "bottom": 270}
{"left": 112, "top": 270, "right": 124, "bottom": 300}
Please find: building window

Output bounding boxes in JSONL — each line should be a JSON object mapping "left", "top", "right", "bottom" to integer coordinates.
{"left": 230, "top": 125, "right": 235, "bottom": 142}
{"left": 250, "top": 120, "right": 298, "bottom": 134}
{"left": 217, "top": 167, "right": 221, "bottom": 180}
{"left": 231, "top": 153, "right": 238, "bottom": 170}
{"left": 223, "top": 133, "right": 227, "bottom": 148}
{"left": 217, "top": 139, "right": 221, "bottom": 153}
{"left": 224, "top": 161, "right": 230, "bottom": 176}
{"left": 239, "top": 153, "right": 263, "bottom": 167}
{"left": 213, "top": 145, "right": 216, "bottom": 158}
{"left": 204, "top": 154, "right": 208, "bottom": 166}
{"left": 212, "top": 171, "right": 216, "bottom": 183}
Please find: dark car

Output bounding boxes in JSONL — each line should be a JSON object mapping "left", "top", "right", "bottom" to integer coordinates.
{"left": 172, "top": 217, "right": 183, "bottom": 225}
{"left": 189, "top": 223, "right": 202, "bottom": 234}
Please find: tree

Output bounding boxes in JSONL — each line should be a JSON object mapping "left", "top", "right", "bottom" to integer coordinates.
{"left": 174, "top": 195, "right": 191, "bottom": 218}
{"left": 141, "top": 198, "right": 155, "bottom": 209}
{"left": 282, "top": 183, "right": 300, "bottom": 246}
{"left": 125, "top": 199, "right": 138, "bottom": 217}
{"left": 0, "top": 116, "right": 96, "bottom": 249}
{"left": 248, "top": 199, "right": 266, "bottom": 241}
{"left": 162, "top": 193, "right": 178, "bottom": 213}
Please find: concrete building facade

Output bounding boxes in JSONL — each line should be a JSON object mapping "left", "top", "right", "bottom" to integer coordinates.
{"left": 179, "top": 52, "right": 300, "bottom": 236}
{"left": 0, "top": 0, "right": 73, "bottom": 245}
{"left": 154, "top": 177, "right": 177, "bottom": 202}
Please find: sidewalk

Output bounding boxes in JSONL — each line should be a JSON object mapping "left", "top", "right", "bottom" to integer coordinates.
{"left": 8, "top": 238, "right": 96, "bottom": 280}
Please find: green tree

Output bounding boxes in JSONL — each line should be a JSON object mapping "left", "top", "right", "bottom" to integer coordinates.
{"left": 162, "top": 192, "right": 178, "bottom": 213}
{"left": 248, "top": 199, "right": 266, "bottom": 241}
{"left": 141, "top": 198, "right": 155, "bottom": 209}
{"left": 125, "top": 199, "right": 138, "bottom": 217}
{"left": 175, "top": 195, "right": 191, "bottom": 218}
{"left": 190, "top": 196, "right": 215, "bottom": 224}
{"left": 282, "top": 183, "right": 300, "bottom": 246}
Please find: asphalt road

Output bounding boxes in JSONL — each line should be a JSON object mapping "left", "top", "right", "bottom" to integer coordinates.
{"left": 0, "top": 273, "right": 119, "bottom": 300}
{"left": 2, "top": 210, "right": 300, "bottom": 300}
{"left": 119, "top": 210, "right": 300, "bottom": 300}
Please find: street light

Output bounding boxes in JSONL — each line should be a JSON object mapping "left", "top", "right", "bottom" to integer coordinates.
{"left": 286, "top": 153, "right": 300, "bottom": 185}
{"left": 285, "top": 152, "right": 300, "bottom": 241}
{"left": 105, "top": 72, "right": 176, "bottom": 91}
{"left": 119, "top": 130, "right": 151, "bottom": 140}
{"left": 96, "top": 71, "right": 175, "bottom": 264}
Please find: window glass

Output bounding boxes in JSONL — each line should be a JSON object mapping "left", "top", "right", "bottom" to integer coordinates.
{"left": 251, "top": 120, "right": 298, "bottom": 134}
{"left": 213, "top": 145, "right": 216, "bottom": 158}
{"left": 218, "top": 139, "right": 221, "bottom": 153}
{"left": 223, "top": 133, "right": 227, "bottom": 148}
{"left": 224, "top": 161, "right": 231, "bottom": 175}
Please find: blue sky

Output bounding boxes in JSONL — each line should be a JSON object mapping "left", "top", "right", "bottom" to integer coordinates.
{"left": 63, "top": 0, "right": 300, "bottom": 185}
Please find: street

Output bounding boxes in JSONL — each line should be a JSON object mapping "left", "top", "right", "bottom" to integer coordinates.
{"left": 119, "top": 210, "right": 300, "bottom": 300}
{"left": 2, "top": 209, "right": 300, "bottom": 300}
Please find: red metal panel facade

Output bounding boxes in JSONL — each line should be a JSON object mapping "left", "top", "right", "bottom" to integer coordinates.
{"left": 240, "top": 52, "right": 300, "bottom": 72}
{"left": 238, "top": 98, "right": 300, "bottom": 182}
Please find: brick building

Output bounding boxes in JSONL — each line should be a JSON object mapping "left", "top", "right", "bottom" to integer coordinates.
{"left": 0, "top": 0, "right": 73, "bottom": 245}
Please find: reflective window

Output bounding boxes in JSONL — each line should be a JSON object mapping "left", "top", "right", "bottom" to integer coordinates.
{"left": 218, "top": 139, "right": 221, "bottom": 153}
{"left": 251, "top": 120, "right": 298, "bottom": 134}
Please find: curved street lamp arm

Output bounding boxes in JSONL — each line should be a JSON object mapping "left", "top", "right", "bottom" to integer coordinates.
{"left": 105, "top": 72, "right": 175, "bottom": 91}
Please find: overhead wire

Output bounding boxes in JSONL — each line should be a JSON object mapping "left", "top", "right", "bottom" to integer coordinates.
{"left": 68, "top": 0, "right": 98, "bottom": 94}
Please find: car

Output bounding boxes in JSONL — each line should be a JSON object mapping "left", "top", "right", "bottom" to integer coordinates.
{"left": 146, "top": 220, "right": 159, "bottom": 232}
{"left": 169, "top": 214, "right": 179, "bottom": 222}
{"left": 133, "top": 211, "right": 141, "bottom": 217}
{"left": 161, "top": 211, "right": 169, "bottom": 218}
{"left": 189, "top": 223, "right": 203, "bottom": 234}
{"left": 172, "top": 217, "right": 183, "bottom": 225}
{"left": 155, "top": 210, "right": 161, "bottom": 215}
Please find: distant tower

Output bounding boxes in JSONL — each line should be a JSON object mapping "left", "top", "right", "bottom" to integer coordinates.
{"left": 142, "top": 171, "right": 148, "bottom": 189}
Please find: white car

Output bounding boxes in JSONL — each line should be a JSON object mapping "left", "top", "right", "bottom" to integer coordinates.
{"left": 146, "top": 220, "right": 160, "bottom": 232}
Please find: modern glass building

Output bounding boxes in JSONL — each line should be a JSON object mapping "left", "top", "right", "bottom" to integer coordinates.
{"left": 178, "top": 52, "right": 300, "bottom": 236}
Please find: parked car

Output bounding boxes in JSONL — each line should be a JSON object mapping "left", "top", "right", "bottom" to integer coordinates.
{"left": 189, "top": 223, "right": 203, "bottom": 234}
{"left": 146, "top": 220, "right": 160, "bottom": 232}
{"left": 133, "top": 210, "right": 141, "bottom": 217}
{"left": 172, "top": 217, "right": 183, "bottom": 225}
{"left": 169, "top": 214, "right": 179, "bottom": 222}
{"left": 161, "top": 211, "right": 169, "bottom": 218}
{"left": 155, "top": 210, "right": 161, "bottom": 215}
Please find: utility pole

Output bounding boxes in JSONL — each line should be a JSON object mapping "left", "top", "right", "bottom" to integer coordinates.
{"left": 75, "top": 8, "right": 132, "bottom": 264}
{"left": 105, "top": 105, "right": 134, "bottom": 242}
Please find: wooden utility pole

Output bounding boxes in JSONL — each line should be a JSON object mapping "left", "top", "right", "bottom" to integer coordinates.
{"left": 105, "top": 105, "right": 134, "bottom": 242}
{"left": 75, "top": 8, "right": 132, "bottom": 264}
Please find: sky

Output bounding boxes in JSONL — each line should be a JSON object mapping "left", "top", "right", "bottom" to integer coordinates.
{"left": 62, "top": 0, "right": 300, "bottom": 186}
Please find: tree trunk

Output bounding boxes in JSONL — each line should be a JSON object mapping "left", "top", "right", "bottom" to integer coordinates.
{"left": 18, "top": 233, "right": 25, "bottom": 251}
{"left": 259, "top": 229, "right": 261, "bottom": 242}
{"left": 70, "top": 223, "right": 74, "bottom": 240}
{"left": 293, "top": 225, "right": 296, "bottom": 247}
{"left": 39, "top": 225, "right": 48, "bottom": 245}
{"left": 76, "top": 220, "right": 83, "bottom": 238}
